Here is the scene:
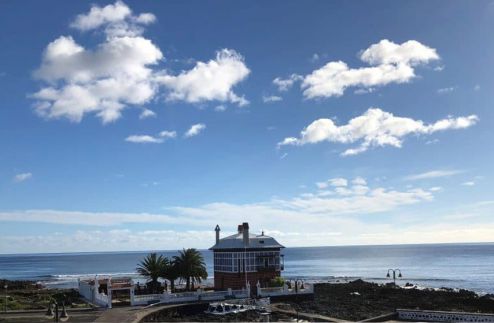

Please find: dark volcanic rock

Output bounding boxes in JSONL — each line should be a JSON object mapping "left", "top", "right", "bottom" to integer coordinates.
{"left": 287, "top": 281, "right": 494, "bottom": 321}
{"left": 142, "top": 281, "right": 494, "bottom": 322}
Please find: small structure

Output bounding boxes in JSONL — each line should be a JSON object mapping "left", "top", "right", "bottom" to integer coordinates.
{"left": 209, "top": 222, "right": 285, "bottom": 294}
{"left": 79, "top": 276, "right": 251, "bottom": 307}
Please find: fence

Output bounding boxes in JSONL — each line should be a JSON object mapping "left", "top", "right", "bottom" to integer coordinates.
{"left": 78, "top": 278, "right": 112, "bottom": 308}
{"left": 79, "top": 278, "right": 253, "bottom": 307}
{"left": 257, "top": 282, "right": 314, "bottom": 297}
{"left": 130, "top": 288, "right": 250, "bottom": 306}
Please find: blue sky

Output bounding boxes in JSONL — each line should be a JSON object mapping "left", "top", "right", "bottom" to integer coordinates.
{"left": 0, "top": 0, "right": 493, "bottom": 253}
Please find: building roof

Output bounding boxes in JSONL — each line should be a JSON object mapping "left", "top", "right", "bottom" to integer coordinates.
{"left": 209, "top": 232, "right": 285, "bottom": 250}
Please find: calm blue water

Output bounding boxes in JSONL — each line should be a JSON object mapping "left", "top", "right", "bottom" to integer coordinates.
{"left": 1, "top": 243, "right": 493, "bottom": 294}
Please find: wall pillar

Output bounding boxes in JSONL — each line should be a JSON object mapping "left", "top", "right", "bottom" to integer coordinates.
{"left": 107, "top": 278, "right": 112, "bottom": 309}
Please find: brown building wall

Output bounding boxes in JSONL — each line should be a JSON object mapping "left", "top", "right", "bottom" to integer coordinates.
{"left": 214, "top": 270, "right": 280, "bottom": 294}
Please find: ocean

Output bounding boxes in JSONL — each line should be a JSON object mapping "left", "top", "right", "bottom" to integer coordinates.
{"left": 1, "top": 243, "right": 493, "bottom": 294}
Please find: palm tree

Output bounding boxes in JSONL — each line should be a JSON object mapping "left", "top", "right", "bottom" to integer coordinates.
{"left": 160, "top": 260, "right": 179, "bottom": 293}
{"left": 136, "top": 253, "right": 168, "bottom": 294}
{"left": 173, "top": 248, "right": 207, "bottom": 291}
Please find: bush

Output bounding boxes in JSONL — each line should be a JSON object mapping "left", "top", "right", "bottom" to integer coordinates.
{"left": 268, "top": 277, "right": 285, "bottom": 287}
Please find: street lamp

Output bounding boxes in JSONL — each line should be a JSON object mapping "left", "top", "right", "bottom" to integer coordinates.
{"left": 3, "top": 284, "right": 7, "bottom": 313}
{"left": 386, "top": 269, "right": 402, "bottom": 286}
{"left": 45, "top": 296, "right": 69, "bottom": 322}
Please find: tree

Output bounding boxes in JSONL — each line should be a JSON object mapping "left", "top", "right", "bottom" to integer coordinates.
{"left": 160, "top": 260, "right": 180, "bottom": 293}
{"left": 173, "top": 248, "right": 208, "bottom": 291}
{"left": 136, "top": 253, "right": 168, "bottom": 294}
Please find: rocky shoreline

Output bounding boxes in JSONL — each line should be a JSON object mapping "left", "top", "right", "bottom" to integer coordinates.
{"left": 287, "top": 280, "right": 494, "bottom": 321}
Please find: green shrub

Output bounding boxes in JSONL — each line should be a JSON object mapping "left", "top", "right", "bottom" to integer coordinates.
{"left": 268, "top": 277, "right": 285, "bottom": 287}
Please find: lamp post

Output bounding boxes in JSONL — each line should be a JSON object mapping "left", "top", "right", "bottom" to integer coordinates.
{"left": 386, "top": 269, "right": 402, "bottom": 286}
{"left": 3, "top": 284, "right": 7, "bottom": 313}
{"left": 45, "top": 295, "right": 69, "bottom": 322}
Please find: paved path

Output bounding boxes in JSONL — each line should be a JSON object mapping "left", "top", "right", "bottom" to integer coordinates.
{"left": 0, "top": 309, "right": 102, "bottom": 322}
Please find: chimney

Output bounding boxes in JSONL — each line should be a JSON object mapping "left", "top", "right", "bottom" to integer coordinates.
{"left": 215, "top": 225, "right": 220, "bottom": 244}
{"left": 237, "top": 224, "right": 243, "bottom": 234}
{"left": 242, "top": 222, "right": 249, "bottom": 246}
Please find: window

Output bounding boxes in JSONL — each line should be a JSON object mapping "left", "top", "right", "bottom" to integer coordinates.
{"left": 214, "top": 251, "right": 281, "bottom": 273}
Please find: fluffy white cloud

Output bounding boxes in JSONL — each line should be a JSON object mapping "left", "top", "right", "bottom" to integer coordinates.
{"left": 214, "top": 105, "right": 227, "bottom": 112}
{"left": 279, "top": 108, "right": 478, "bottom": 155}
{"left": 462, "top": 181, "right": 475, "bottom": 186}
{"left": 139, "top": 108, "right": 156, "bottom": 119}
{"left": 437, "top": 87, "right": 456, "bottom": 94}
{"left": 352, "top": 177, "right": 367, "bottom": 186}
{"left": 262, "top": 95, "right": 283, "bottom": 103}
{"left": 125, "top": 130, "right": 176, "bottom": 143}
{"left": 405, "top": 170, "right": 464, "bottom": 181}
{"left": 125, "top": 135, "right": 163, "bottom": 143}
{"left": 329, "top": 178, "right": 348, "bottom": 187}
{"left": 13, "top": 173, "right": 32, "bottom": 183}
{"left": 31, "top": 2, "right": 250, "bottom": 123}
{"left": 159, "top": 130, "right": 177, "bottom": 139}
{"left": 33, "top": 33, "right": 162, "bottom": 123}
{"left": 185, "top": 123, "right": 206, "bottom": 138}
{"left": 273, "top": 74, "right": 303, "bottom": 91}
{"left": 70, "top": 0, "right": 155, "bottom": 37}
{"left": 275, "top": 40, "right": 439, "bottom": 99}
{"left": 157, "top": 49, "right": 250, "bottom": 106}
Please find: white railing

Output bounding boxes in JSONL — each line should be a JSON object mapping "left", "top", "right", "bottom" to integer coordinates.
{"left": 78, "top": 280, "right": 94, "bottom": 301}
{"left": 257, "top": 283, "right": 314, "bottom": 297}
{"left": 130, "top": 287, "right": 250, "bottom": 306}
{"left": 94, "top": 291, "right": 109, "bottom": 307}
{"left": 200, "top": 290, "right": 230, "bottom": 300}
{"left": 232, "top": 289, "right": 249, "bottom": 298}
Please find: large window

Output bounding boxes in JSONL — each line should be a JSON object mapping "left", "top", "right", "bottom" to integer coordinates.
{"left": 214, "top": 251, "right": 280, "bottom": 273}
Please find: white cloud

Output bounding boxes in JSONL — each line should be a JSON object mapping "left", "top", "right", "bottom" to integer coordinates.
{"left": 405, "top": 170, "right": 464, "bottom": 181}
{"left": 0, "top": 178, "right": 432, "bottom": 229}
{"left": 70, "top": 1, "right": 155, "bottom": 37}
{"left": 462, "top": 181, "right": 475, "bottom": 186}
{"left": 279, "top": 108, "right": 478, "bottom": 156}
{"left": 185, "top": 123, "right": 206, "bottom": 138}
{"left": 262, "top": 95, "right": 283, "bottom": 103}
{"left": 157, "top": 49, "right": 250, "bottom": 107}
{"left": 32, "top": 2, "right": 250, "bottom": 123}
{"left": 33, "top": 33, "right": 163, "bottom": 123}
{"left": 125, "top": 135, "right": 163, "bottom": 143}
{"left": 329, "top": 178, "right": 348, "bottom": 187}
{"left": 297, "top": 40, "right": 439, "bottom": 99}
{"left": 273, "top": 74, "right": 303, "bottom": 91}
{"left": 352, "top": 177, "right": 367, "bottom": 186}
{"left": 70, "top": 1, "right": 132, "bottom": 31}
{"left": 5, "top": 177, "right": 494, "bottom": 252}
{"left": 310, "top": 53, "right": 320, "bottom": 62}
{"left": 437, "top": 87, "right": 456, "bottom": 94}
{"left": 139, "top": 108, "right": 156, "bottom": 119}
{"left": 13, "top": 173, "right": 33, "bottom": 183}
{"left": 214, "top": 105, "right": 227, "bottom": 112}
{"left": 159, "top": 130, "right": 177, "bottom": 139}
{"left": 125, "top": 130, "right": 176, "bottom": 143}
{"left": 315, "top": 182, "right": 328, "bottom": 189}
{"left": 434, "top": 66, "right": 444, "bottom": 71}
{"left": 354, "top": 88, "right": 375, "bottom": 95}
{"left": 429, "top": 186, "right": 443, "bottom": 192}
{"left": 474, "top": 84, "right": 481, "bottom": 91}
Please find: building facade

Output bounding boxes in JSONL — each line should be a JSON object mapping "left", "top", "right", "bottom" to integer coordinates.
{"left": 209, "top": 222, "right": 285, "bottom": 293}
